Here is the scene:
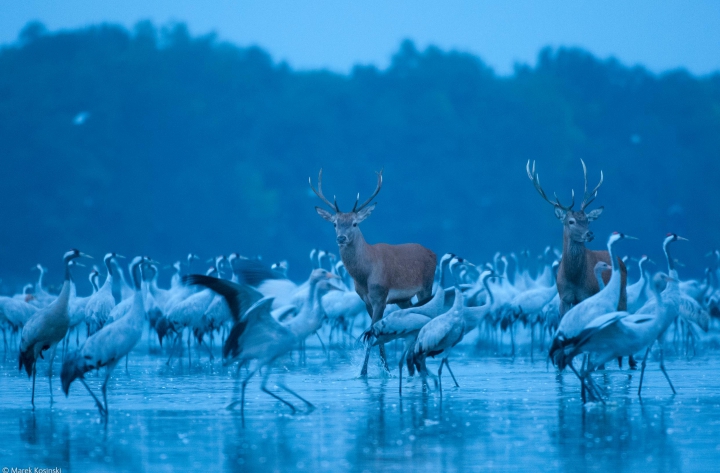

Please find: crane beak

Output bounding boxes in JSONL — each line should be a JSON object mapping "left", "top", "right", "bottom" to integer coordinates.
{"left": 623, "top": 235, "right": 638, "bottom": 240}
{"left": 115, "top": 254, "right": 126, "bottom": 259}
{"left": 75, "top": 262, "right": 86, "bottom": 268}
{"left": 80, "top": 252, "right": 94, "bottom": 259}
{"left": 326, "top": 273, "right": 341, "bottom": 279}
{"left": 676, "top": 236, "right": 689, "bottom": 241}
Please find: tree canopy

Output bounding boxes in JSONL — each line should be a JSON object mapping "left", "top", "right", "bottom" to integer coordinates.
{"left": 1, "top": 22, "right": 718, "bottom": 289}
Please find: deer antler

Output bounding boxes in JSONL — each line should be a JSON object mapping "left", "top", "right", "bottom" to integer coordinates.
{"left": 579, "top": 159, "right": 603, "bottom": 210}
{"left": 309, "top": 169, "right": 340, "bottom": 212}
{"left": 526, "top": 160, "right": 575, "bottom": 211}
{"left": 353, "top": 168, "right": 383, "bottom": 212}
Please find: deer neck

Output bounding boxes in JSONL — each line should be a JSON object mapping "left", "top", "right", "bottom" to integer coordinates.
{"left": 339, "top": 232, "right": 372, "bottom": 281}
{"left": 562, "top": 235, "right": 587, "bottom": 282}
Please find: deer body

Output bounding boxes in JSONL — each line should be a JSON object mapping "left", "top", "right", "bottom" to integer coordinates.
{"left": 558, "top": 229, "right": 628, "bottom": 316}
{"left": 310, "top": 169, "right": 436, "bottom": 376}
{"left": 340, "top": 238, "right": 436, "bottom": 306}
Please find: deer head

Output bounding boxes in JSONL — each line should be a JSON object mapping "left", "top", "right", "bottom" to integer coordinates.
{"left": 527, "top": 160, "right": 604, "bottom": 243}
{"left": 310, "top": 168, "right": 382, "bottom": 248}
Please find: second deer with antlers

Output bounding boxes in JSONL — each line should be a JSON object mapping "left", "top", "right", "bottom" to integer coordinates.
{"left": 310, "top": 169, "right": 437, "bottom": 377}
{"left": 527, "top": 159, "right": 628, "bottom": 318}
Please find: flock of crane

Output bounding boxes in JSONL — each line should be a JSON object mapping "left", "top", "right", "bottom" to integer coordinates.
{"left": 0, "top": 162, "right": 718, "bottom": 419}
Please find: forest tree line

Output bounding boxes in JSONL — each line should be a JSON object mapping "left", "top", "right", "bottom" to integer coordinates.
{"left": 0, "top": 21, "right": 718, "bottom": 289}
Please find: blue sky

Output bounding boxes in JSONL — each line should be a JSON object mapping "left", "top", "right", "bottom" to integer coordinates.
{"left": 2, "top": 1, "right": 719, "bottom": 75}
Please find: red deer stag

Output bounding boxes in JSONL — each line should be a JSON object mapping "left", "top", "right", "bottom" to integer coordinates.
{"left": 310, "top": 169, "right": 437, "bottom": 377}
{"left": 526, "top": 160, "right": 627, "bottom": 318}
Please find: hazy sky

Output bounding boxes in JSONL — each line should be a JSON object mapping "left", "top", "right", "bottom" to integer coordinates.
{"left": 2, "top": 1, "right": 719, "bottom": 76}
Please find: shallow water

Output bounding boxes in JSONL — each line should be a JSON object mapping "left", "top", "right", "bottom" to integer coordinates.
{"left": 2, "top": 335, "right": 720, "bottom": 473}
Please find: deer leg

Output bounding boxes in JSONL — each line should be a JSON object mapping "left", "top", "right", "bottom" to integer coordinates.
{"left": 362, "top": 295, "right": 388, "bottom": 376}
{"left": 378, "top": 344, "right": 390, "bottom": 372}
{"left": 360, "top": 301, "right": 374, "bottom": 377}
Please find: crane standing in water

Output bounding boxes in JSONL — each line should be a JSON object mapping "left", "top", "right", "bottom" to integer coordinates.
{"left": 61, "top": 256, "right": 153, "bottom": 416}
{"left": 19, "top": 249, "right": 92, "bottom": 408}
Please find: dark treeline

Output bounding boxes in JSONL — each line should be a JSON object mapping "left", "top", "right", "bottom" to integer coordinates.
{"left": 1, "top": 21, "right": 719, "bottom": 290}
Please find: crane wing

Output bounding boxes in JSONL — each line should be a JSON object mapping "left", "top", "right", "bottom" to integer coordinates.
{"left": 182, "top": 274, "right": 262, "bottom": 322}
{"left": 234, "top": 258, "right": 286, "bottom": 286}
{"left": 222, "top": 297, "right": 292, "bottom": 362}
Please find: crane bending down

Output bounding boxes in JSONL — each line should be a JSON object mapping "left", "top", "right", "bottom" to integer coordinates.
{"left": 61, "top": 256, "right": 153, "bottom": 416}
{"left": 549, "top": 232, "right": 635, "bottom": 401}
{"left": 19, "top": 249, "right": 92, "bottom": 408}
{"left": 566, "top": 273, "right": 675, "bottom": 400}
{"left": 184, "top": 268, "right": 340, "bottom": 421}
{"left": 407, "top": 257, "right": 468, "bottom": 394}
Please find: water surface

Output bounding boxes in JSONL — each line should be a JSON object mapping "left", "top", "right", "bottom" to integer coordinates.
{"left": 1, "top": 336, "right": 720, "bottom": 472}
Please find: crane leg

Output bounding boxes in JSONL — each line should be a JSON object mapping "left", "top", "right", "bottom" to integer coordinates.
{"left": 444, "top": 359, "right": 460, "bottom": 388}
{"left": 659, "top": 346, "right": 677, "bottom": 395}
{"left": 438, "top": 359, "right": 444, "bottom": 395}
{"left": 79, "top": 377, "right": 106, "bottom": 415}
{"left": 226, "top": 365, "right": 260, "bottom": 417}
{"left": 260, "top": 369, "right": 296, "bottom": 414}
{"left": 101, "top": 362, "right": 118, "bottom": 417}
{"left": 509, "top": 323, "right": 515, "bottom": 358}
{"left": 277, "top": 380, "right": 315, "bottom": 413}
{"left": 530, "top": 323, "right": 535, "bottom": 363}
{"left": 315, "top": 332, "right": 328, "bottom": 359}
{"left": 166, "top": 333, "right": 180, "bottom": 366}
{"left": 31, "top": 362, "right": 37, "bottom": 409}
{"left": 569, "top": 362, "right": 603, "bottom": 404}
{"left": 48, "top": 344, "right": 58, "bottom": 406}
{"left": 637, "top": 346, "right": 652, "bottom": 396}
{"left": 398, "top": 349, "right": 406, "bottom": 396}
{"left": 187, "top": 330, "right": 192, "bottom": 368}
{"left": 200, "top": 338, "right": 214, "bottom": 361}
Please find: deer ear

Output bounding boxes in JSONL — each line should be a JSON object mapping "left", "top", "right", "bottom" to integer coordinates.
{"left": 554, "top": 208, "right": 566, "bottom": 221}
{"left": 315, "top": 207, "right": 336, "bottom": 222}
{"left": 586, "top": 206, "right": 604, "bottom": 221}
{"left": 355, "top": 203, "right": 376, "bottom": 223}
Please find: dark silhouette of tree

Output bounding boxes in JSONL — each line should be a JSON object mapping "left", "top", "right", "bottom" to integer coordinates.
{"left": 0, "top": 22, "right": 718, "bottom": 290}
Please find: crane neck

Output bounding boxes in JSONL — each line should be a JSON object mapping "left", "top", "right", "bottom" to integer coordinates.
{"left": 604, "top": 238, "right": 623, "bottom": 294}
{"left": 663, "top": 240, "right": 678, "bottom": 277}
{"left": 594, "top": 267, "right": 606, "bottom": 290}
{"left": 482, "top": 275, "right": 495, "bottom": 306}
{"left": 289, "top": 280, "right": 326, "bottom": 338}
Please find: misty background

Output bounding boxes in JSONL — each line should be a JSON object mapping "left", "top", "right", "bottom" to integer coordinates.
{"left": 0, "top": 16, "right": 718, "bottom": 291}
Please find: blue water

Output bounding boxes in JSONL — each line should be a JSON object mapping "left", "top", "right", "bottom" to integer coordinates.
{"left": 1, "top": 335, "right": 720, "bottom": 472}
